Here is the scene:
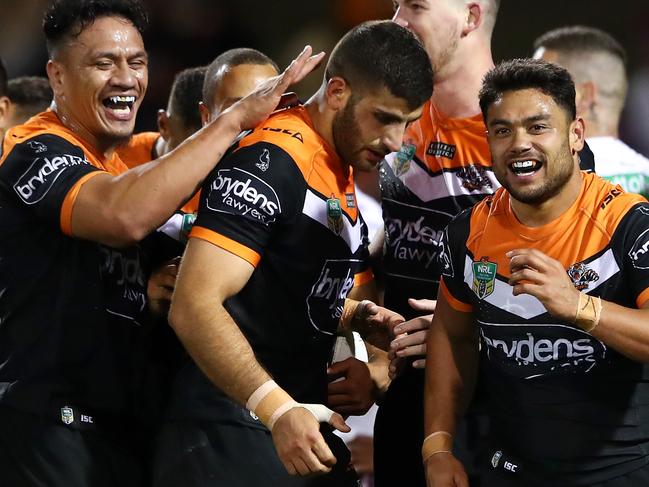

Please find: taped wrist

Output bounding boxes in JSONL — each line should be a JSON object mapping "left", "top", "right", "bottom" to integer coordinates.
{"left": 340, "top": 298, "right": 372, "bottom": 330}
{"left": 246, "top": 380, "right": 335, "bottom": 430}
{"left": 422, "top": 431, "right": 453, "bottom": 462}
{"left": 574, "top": 293, "right": 603, "bottom": 333}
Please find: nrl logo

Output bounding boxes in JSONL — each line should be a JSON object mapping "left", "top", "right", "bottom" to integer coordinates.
{"left": 456, "top": 165, "right": 492, "bottom": 191}
{"left": 472, "top": 257, "right": 497, "bottom": 299}
{"left": 61, "top": 406, "right": 74, "bottom": 425}
{"left": 392, "top": 142, "right": 416, "bottom": 177}
{"left": 256, "top": 148, "right": 270, "bottom": 172}
{"left": 326, "top": 197, "right": 344, "bottom": 236}
{"left": 567, "top": 262, "right": 599, "bottom": 291}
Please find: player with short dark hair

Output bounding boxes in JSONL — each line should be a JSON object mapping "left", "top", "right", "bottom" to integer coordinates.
{"left": 533, "top": 25, "right": 649, "bottom": 198}
{"left": 157, "top": 20, "right": 432, "bottom": 487}
{"left": 0, "top": 0, "right": 324, "bottom": 484}
{"left": 0, "top": 57, "right": 12, "bottom": 137}
{"left": 423, "top": 57, "right": 649, "bottom": 486}
{"left": 2, "top": 76, "right": 54, "bottom": 129}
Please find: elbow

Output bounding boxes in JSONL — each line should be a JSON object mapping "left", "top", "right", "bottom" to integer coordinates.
{"left": 100, "top": 209, "right": 151, "bottom": 247}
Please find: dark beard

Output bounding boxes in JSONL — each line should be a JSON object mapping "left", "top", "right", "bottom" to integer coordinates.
{"left": 332, "top": 96, "right": 360, "bottom": 166}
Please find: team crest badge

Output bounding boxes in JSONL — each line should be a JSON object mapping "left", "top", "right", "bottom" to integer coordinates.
{"left": 326, "top": 197, "right": 344, "bottom": 236}
{"left": 491, "top": 450, "right": 503, "bottom": 468}
{"left": 472, "top": 258, "right": 497, "bottom": 299}
{"left": 457, "top": 165, "right": 492, "bottom": 191}
{"left": 256, "top": 148, "right": 270, "bottom": 172}
{"left": 567, "top": 262, "right": 599, "bottom": 291}
{"left": 392, "top": 142, "right": 416, "bottom": 176}
{"left": 61, "top": 406, "right": 74, "bottom": 425}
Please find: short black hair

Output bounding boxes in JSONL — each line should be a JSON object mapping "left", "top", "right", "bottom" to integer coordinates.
{"left": 169, "top": 66, "right": 207, "bottom": 131}
{"left": 202, "top": 48, "right": 278, "bottom": 108}
{"left": 0, "top": 57, "right": 7, "bottom": 98}
{"left": 43, "top": 0, "right": 148, "bottom": 57}
{"left": 7, "top": 76, "right": 53, "bottom": 112}
{"left": 325, "top": 20, "right": 432, "bottom": 111}
{"left": 533, "top": 25, "right": 626, "bottom": 65}
{"left": 479, "top": 58, "right": 576, "bottom": 121}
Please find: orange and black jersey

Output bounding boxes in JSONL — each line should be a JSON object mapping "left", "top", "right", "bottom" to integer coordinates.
{"left": 116, "top": 131, "right": 159, "bottom": 169}
{"left": 0, "top": 111, "right": 150, "bottom": 423}
{"left": 379, "top": 101, "right": 597, "bottom": 319}
{"left": 167, "top": 106, "right": 371, "bottom": 422}
{"left": 441, "top": 172, "right": 649, "bottom": 485}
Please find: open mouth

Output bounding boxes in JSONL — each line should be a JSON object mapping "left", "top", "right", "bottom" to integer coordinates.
{"left": 509, "top": 159, "right": 542, "bottom": 177}
{"left": 102, "top": 95, "right": 136, "bottom": 116}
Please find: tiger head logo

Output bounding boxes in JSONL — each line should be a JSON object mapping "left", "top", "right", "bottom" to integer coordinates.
{"left": 456, "top": 165, "right": 492, "bottom": 191}
{"left": 567, "top": 262, "right": 599, "bottom": 291}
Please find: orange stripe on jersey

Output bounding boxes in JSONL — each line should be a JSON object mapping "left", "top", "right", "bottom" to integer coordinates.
{"left": 190, "top": 226, "right": 261, "bottom": 267}
{"left": 236, "top": 106, "right": 358, "bottom": 222}
{"left": 60, "top": 171, "right": 105, "bottom": 236}
{"left": 354, "top": 268, "right": 374, "bottom": 287}
{"left": 404, "top": 100, "right": 491, "bottom": 173}
{"left": 637, "top": 288, "right": 649, "bottom": 308}
{"left": 467, "top": 173, "right": 647, "bottom": 279}
{"left": 116, "top": 132, "right": 160, "bottom": 168}
{"left": 440, "top": 278, "right": 473, "bottom": 312}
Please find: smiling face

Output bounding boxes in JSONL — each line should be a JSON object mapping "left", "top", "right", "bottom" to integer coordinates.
{"left": 47, "top": 15, "right": 148, "bottom": 153}
{"left": 485, "top": 88, "right": 584, "bottom": 205}
{"left": 332, "top": 85, "right": 422, "bottom": 172}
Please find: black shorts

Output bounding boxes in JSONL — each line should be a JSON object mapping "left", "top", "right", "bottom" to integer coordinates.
{"left": 152, "top": 418, "right": 360, "bottom": 487}
{"left": 0, "top": 405, "right": 145, "bottom": 487}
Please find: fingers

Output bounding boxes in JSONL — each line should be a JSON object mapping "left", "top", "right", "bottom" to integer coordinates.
{"left": 408, "top": 298, "right": 437, "bottom": 312}
{"left": 326, "top": 358, "right": 351, "bottom": 377}
{"left": 312, "top": 437, "right": 337, "bottom": 468}
{"left": 326, "top": 392, "right": 353, "bottom": 408}
{"left": 393, "top": 316, "right": 431, "bottom": 335}
{"left": 329, "top": 411, "right": 351, "bottom": 433}
{"left": 390, "top": 330, "right": 427, "bottom": 358}
{"left": 278, "top": 46, "right": 325, "bottom": 91}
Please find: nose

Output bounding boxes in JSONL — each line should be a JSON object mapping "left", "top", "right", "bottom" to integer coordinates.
{"left": 392, "top": 8, "right": 408, "bottom": 28}
{"left": 110, "top": 59, "right": 137, "bottom": 89}
{"left": 383, "top": 125, "right": 404, "bottom": 154}
{"left": 508, "top": 128, "right": 533, "bottom": 154}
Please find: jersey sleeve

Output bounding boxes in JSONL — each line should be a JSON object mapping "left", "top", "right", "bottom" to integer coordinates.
{"left": 438, "top": 208, "right": 474, "bottom": 312}
{"left": 618, "top": 202, "right": 649, "bottom": 307}
{"left": 0, "top": 133, "right": 103, "bottom": 231}
{"left": 190, "top": 141, "right": 304, "bottom": 266}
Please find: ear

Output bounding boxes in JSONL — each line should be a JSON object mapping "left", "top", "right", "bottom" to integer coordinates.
{"left": 199, "top": 101, "right": 210, "bottom": 126}
{"left": 46, "top": 60, "right": 65, "bottom": 98}
{"left": 575, "top": 81, "right": 596, "bottom": 117}
{"left": 462, "top": 3, "right": 482, "bottom": 37}
{"left": 569, "top": 117, "right": 586, "bottom": 154}
{"left": 0, "top": 96, "right": 12, "bottom": 130}
{"left": 157, "top": 109, "right": 171, "bottom": 141}
{"left": 324, "top": 77, "right": 351, "bottom": 111}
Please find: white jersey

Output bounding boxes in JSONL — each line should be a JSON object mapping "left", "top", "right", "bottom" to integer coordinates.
{"left": 587, "top": 136, "right": 649, "bottom": 198}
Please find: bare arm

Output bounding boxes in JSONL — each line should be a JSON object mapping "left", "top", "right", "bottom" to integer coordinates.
{"left": 508, "top": 248, "right": 649, "bottom": 363}
{"left": 70, "top": 46, "right": 325, "bottom": 247}
{"left": 423, "top": 292, "right": 478, "bottom": 487}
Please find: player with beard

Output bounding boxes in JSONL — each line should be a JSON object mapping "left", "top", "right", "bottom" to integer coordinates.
{"left": 424, "top": 58, "right": 649, "bottom": 487}
{"left": 0, "top": 0, "right": 325, "bottom": 484}
{"left": 156, "top": 20, "right": 432, "bottom": 487}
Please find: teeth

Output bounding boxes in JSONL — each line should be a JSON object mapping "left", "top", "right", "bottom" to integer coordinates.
{"left": 109, "top": 96, "right": 135, "bottom": 104}
{"left": 512, "top": 160, "right": 534, "bottom": 169}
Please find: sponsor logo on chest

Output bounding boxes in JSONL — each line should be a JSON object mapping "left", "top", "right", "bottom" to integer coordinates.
{"left": 307, "top": 259, "right": 357, "bottom": 335}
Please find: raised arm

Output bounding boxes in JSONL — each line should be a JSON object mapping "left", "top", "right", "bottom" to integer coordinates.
{"left": 70, "top": 46, "right": 325, "bottom": 247}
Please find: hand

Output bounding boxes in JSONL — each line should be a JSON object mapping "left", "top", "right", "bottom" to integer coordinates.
{"left": 357, "top": 303, "right": 405, "bottom": 350}
{"left": 507, "top": 248, "right": 580, "bottom": 322}
{"left": 425, "top": 452, "right": 469, "bottom": 487}
{"left": 388, "top": 298, "right": 436, "bottom": 378}
{"left": 349, "top": 436, "right": 374, "bottom": 475}
{"left": 327, "top": 358, "right": 375, "bottom": 416}
{"left": 147, "top": 256, "right": 181, "bottom": 317}
{"left": 272, "top": 406, "right": 350, "bottom": 476}
{"left": 228, "top": 45, "right": 326, "bottom": 131}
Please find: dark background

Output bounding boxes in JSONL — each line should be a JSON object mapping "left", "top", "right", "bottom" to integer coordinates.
{"left": 2, "top": 0, "right": 648, "bottom": 154}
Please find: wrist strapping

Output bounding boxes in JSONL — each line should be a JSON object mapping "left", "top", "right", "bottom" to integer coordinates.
{"left": 574, "top": 293, "right": 603, "bottom": 333}
{"left": 340, "top": 299, "right": 372, "bottom": 330}
{"left": 422, "top": 431, "right": 453, "bottom": 462}
{"left": 246, "top": 380, "right": 334, "bottom": 430}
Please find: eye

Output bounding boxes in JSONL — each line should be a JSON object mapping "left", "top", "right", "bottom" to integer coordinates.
{"left": 530, "top": 124, "right": 548, "bottom": 133}
{"left": 129, "top": 59, "right": 147, "bottom": 69}
{"left": 493, "top": 127, "right": 510, "bottom": 136}
{"left": 95, "top": 60, "right": 113, "bottom": 70}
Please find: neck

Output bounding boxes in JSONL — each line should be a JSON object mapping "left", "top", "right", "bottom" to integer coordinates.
{"left": 53, "top": 102, "right": 117, "bottom": 159}
{"left": 432, "top": 37, "right": 494, "bottom": 118}
{"left": 304, "top": 87, "right": 336, "bottom": 153}
{"left": 510, "top": 163, "right": 583, "bottom": 227}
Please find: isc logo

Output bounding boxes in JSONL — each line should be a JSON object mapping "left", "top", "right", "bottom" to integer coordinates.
{"left": 504, "top": 461, "right": 518, "bottom": 472}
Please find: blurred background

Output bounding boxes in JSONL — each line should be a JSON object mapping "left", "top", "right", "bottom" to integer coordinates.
{"left": 1, "top": 0, "right": 648, "bottom": 155}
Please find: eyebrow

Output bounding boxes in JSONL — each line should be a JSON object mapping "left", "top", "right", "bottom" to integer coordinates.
{"left": 488, "top": 113, "right": 551, "bottom": 126}
{"left": 92, "top": 49, "right": 148, "bottom": 60}
{"left": 375, "top": 108, "right": 421, "bottom": 124}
